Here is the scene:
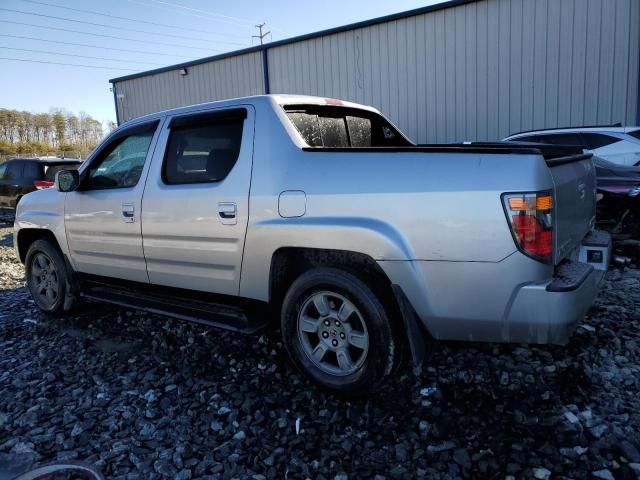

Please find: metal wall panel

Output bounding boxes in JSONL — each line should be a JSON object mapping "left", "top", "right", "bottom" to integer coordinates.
{"left": 114, "top": 51, "right": 264, "bottom": 123}
{"left": 266, "top": 0, "right": 640, "bottom": 142}
{"left": 114, "top": 0, "right": 640, "bottom": 142}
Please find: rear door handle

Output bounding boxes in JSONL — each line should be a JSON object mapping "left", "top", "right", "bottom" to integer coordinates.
{"left": 122, "top": 203, "right": 135, "bottom": 223}
{"left": 218, "top": 202, "right": 236, "bottom": 225}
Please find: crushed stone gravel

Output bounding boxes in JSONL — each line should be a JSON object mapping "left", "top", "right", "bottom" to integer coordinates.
{"left": 0, "top": 219, "right": 639, "bottom": 479}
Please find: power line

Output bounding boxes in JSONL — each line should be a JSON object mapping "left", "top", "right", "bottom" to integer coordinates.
{"left": 144, "top": 0, "right": 256, "bottom": 26}
{"left": 135, "top": 0, "right": 290, "bottom": 37}
{"left": 0, "top": 7, "right": 247, "bottom": 46}
{"left": 0, "top": 46, "right": 164, "bottom": 66}
{"left": 0, "top": 34, "right": 196, "bottom": 58}
{"left": 18, "top": 0, "right": 247, "bottom": 39}
{"left": 0, "top": 57, "right": 137, "bottom": 71}
{"left": 0, "top": 20, "right": 232, "bottom": 52}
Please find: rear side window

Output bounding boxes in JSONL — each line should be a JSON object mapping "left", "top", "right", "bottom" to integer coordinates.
{"left": 285, "top": 105, "right": 411, "bottom": 148}
{"left": 44, "top": 163, "right": 80, "bottom": 181}
{"left": 580, "top": 133, "right": 620, "bottom": 149}
{"left": 23, "top": 162, "right": 43, "bottom": 179}
{"left": 538, "top": 133, "right": 584, "bottom": 146}
{"left": 0, "top": 163, "right": 7, "bottom": 179}
{"left": 628, "top": 129, "right": 640, "bottom": 140}
{"left": 510, "top": 135, "right": 543, "bottom": 143}
{"left": 163, "top": 111, "right": 244, "bottom": 185}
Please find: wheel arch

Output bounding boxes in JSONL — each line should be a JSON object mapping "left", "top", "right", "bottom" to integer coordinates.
{"left": 16, "top": 228, "right": 62, "bottom": 263}
{"left": 266, "top": 247, "right": 428, "bottom": 370}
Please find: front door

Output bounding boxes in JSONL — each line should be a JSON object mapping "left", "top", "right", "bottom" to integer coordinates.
{"left": 64, "top": 120, "right": 161, "bottom": 283}
{"left": 141, "top": 106, "right": 254, "bottom": 296}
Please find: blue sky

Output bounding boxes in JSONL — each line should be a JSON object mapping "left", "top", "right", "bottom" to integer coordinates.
{"left": 0, "top": 0, "right": 441, "bottom": 124}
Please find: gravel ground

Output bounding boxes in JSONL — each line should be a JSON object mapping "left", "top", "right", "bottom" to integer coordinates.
{"left": 1, "top": 217, "right": 639, "bottom": 480}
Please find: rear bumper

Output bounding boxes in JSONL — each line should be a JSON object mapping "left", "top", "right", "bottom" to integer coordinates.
{"left": 505, "top": 230, "right": 611, "bottom": 344}
{"left": 378, "top": 230, "right": 611, "bottom": 345}
{"left": 504, "top": 263, "right": 598, "bottom": 344}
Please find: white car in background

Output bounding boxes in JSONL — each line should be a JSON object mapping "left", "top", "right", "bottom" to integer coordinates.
{"left": 504, "top": 125, "right": 640, "bottom": 166}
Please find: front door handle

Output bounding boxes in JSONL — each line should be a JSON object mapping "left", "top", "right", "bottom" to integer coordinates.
{"left": 122, "top": 203, "right": 135, "bottom": 223}
{"left": 218, "top": 202, "right": 236, "bottom": 225}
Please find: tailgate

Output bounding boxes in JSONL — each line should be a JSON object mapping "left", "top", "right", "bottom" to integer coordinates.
{"left": 548, "top": 154, "right": 596, "bottom": 264}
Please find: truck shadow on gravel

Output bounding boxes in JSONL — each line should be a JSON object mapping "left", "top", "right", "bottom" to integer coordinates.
{"left": 1, "top": 269, "right": 639, "bottom": 479}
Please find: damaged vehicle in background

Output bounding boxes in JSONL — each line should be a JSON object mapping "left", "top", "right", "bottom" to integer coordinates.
{"left": 503, "top": 133, "right": 640, "bottom": 239}
{"left": 13, "top": 95, "right": 611, "bottom": 393}
{"left": 592, "top": 156, "right": 640, "bottom": 238}
{"left": 504, "top": 125, "right": 640, "bottom": 166}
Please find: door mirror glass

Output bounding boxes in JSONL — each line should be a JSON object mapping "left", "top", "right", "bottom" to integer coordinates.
{"left": 56, "top": 169, "right": 79, "bottom": 192}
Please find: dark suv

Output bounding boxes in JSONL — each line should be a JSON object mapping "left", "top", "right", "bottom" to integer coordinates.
{"left": 0, "top": 157, "right": 82, "bottom": 207}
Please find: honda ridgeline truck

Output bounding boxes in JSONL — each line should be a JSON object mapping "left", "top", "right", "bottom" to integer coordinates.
{"left": 13, "top": 95, "right": 611, "bottom": 392}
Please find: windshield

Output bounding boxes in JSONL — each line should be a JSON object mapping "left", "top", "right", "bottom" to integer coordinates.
{"left": 284, "top": 105, "right": 412, "bottom": 148}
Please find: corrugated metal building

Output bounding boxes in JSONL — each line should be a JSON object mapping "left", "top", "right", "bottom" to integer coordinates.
{"left": 110, "top": 0, "right": 640, "bottom": 143}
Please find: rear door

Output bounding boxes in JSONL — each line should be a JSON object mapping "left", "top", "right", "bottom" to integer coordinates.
{"left": 64, "top": 120, "right": 161, "bottom": 283}
{"left": 2, "top": 161, "right": 25, "bottom": 207}
{"left": 141, "top": 106, "right": 254, "bottom": 295}
{"left": 0, "top": 162, "right": 7, "bottom": 206}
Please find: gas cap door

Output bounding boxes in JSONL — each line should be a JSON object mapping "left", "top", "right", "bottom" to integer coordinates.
{"left": 278, "top": 190, "right": 306, "bottom": 218}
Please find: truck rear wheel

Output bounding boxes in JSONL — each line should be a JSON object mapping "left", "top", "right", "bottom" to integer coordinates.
{"left": 25, "top": 239, "right": 76, "bottom": 315}
{"left": 281, "top": 268, "right": 397, "bottom": 393}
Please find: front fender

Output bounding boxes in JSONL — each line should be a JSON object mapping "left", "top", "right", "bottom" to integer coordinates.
{"left": 239, "top": 216, "right": 413, "bottom": 301}
{"left": 14, "top": 189, "right": 68, "bottom": 263}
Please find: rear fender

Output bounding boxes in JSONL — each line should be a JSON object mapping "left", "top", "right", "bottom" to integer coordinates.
{"left": 239, "top": 216, "right": 413, "bottom": 301}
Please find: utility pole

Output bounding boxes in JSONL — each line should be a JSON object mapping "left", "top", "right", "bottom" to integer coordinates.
{"left": 252, "top": 22, "right": 271, "bottom": 46}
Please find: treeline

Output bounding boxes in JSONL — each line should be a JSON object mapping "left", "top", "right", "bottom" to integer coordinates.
{"left": 0, "top": 108, "right": 116, "bottom": 159}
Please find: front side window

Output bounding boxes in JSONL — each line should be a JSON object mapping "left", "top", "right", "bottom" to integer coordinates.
{"left": 0, "top": 163, "right": 6, "bottom": 179}
{"left": 285, "top": 106, "right": 411, "bottom": 148}
{"left": 84, "top": 127, "right": 156, "bottom": 190}
{"left": 163, "top": 118, "right": 244, "bottom": 185}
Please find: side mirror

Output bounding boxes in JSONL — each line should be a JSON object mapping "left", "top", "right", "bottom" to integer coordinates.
{"left": 55, "top": 169, "right": 80, "bottom": 192}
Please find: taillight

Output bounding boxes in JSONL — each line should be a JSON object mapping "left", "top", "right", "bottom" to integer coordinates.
{"left": 502, "top": 192, "right": 554, "bottom": 264}
{"left": 34, "top": 180, "right": 55, "bottom": 190}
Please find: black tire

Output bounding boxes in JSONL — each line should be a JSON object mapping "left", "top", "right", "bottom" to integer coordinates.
{"left": 25, "top": 239, "right": 76, "bottom": 315}
{"left": 281, "top": 267, "right": 398, "bottom": 393}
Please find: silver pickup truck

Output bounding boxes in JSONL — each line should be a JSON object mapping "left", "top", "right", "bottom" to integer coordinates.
{"left": 13, "top": 95, "right": 610, "bottom": 392}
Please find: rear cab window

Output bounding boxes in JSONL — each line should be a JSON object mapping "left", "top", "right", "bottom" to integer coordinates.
{"left": 284, "top": 105, "right": 412, "bottom": 148}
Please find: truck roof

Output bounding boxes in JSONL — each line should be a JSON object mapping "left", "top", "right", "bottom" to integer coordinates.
{"left": 119, "top": 94, "right": 380, "bottom": 128}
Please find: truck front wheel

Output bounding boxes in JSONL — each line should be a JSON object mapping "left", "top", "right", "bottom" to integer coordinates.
{"left": 25, "top": 239, "right": 76, "bottom": 315}
{"left": 281, "top": 268, "right": 398, "bottom": 393}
